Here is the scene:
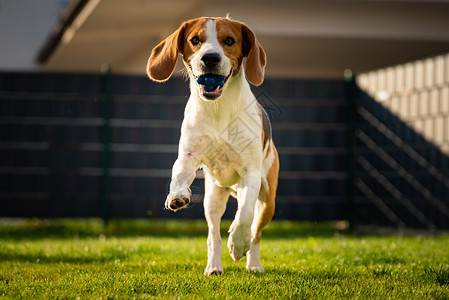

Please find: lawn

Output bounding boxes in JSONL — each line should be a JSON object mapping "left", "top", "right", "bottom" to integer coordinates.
{"left": 0, "top": 219, "right": 448, "bottom": 299}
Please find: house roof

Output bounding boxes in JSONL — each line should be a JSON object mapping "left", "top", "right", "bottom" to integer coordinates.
{"left": 37, "top": 0, "right": 449, "bottom": 79}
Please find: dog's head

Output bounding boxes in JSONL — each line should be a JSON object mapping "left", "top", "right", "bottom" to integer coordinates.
{"left": 147, "top": 17, "right": 266, "bottom": 101}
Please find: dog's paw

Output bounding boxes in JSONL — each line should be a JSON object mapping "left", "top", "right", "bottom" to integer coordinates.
{"left": 204, "top": 265, "right": 223, "bottom": 275}
{"left": 227, "top": 224, "right": 251, "bottom": 263}
{"left": 246, "top": 263, "right": 264, "bottom": 273}
{"left": 165, "top": 188, "right": 191, "bottom": 211}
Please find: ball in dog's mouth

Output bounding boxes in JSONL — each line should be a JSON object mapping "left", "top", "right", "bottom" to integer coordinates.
{"left": 195, "top": 72, "right": 231, "bottom": 100}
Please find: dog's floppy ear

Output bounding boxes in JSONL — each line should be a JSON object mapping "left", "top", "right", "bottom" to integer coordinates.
{"left": 147, "top": 23, "right": 187, "bottom": 82}
{"left": 242, "top": 24, "right": 266, "bottom": 86}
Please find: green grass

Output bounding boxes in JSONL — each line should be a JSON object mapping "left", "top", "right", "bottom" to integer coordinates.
{"left": 0, "top": 219, "right": 448, "bottom": 299}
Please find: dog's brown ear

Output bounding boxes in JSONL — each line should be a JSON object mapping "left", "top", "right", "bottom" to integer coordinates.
{"left": 147, "top": 23, "right": 187, "bottom": 82}
{"left": 242, "top": 24, "right": 266, "bottom": 86}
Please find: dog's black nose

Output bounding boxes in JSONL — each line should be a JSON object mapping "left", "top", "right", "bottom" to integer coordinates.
{"left": 201, "top": 53, "right": 221, "bottom": 68}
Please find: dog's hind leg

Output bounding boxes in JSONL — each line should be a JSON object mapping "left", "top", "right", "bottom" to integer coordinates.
{"left": 227, "top": 170, "right": 261, "bottom": 263}
{"left": 203, "top": 173, "right": 231, "bottom": 275}
{"left": 247, "top": 144, "right": 279, "bottom": 272}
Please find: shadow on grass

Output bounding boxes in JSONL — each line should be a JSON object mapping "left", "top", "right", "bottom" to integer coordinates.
{"left": 0, "top": 219, "right": 207, "bottom": 240}
{"left": 0, "top": 219, "right": 343, "bottom": 240}
{"left": 425, "top": 266, "right": 449, "bottom": 286}
{"left": 0, "top": 251, "right": 128, "bottom": 264}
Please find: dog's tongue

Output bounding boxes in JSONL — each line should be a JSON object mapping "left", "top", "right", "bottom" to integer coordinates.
{"left": 196, "top": 74, "right": 225, "bottom": 92}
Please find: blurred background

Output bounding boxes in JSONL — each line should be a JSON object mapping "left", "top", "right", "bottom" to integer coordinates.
{"left": 0, "top": 0, "right": 448, "bottom": 229}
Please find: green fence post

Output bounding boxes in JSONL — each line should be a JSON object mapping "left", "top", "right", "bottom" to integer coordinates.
{"left": 344, "top": 69, "right": 356, "bottom": 230}
{"left": 101, "top": 64, "right": 111, "bottom": 223}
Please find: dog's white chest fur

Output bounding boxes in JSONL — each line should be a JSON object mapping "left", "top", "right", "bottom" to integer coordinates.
{"left": 201, "top": 138, "right": 241, "bottom": 187}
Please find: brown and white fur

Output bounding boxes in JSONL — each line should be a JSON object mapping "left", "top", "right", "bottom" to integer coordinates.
{"left": 147, "top": 16, "right": 279, "bottom": 275}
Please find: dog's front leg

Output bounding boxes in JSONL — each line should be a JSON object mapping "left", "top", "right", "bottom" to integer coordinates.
{"left": 165, "top": 154, "right": 198, "bottom": 211}
{"left": 228, "top": 171, "right": 261, "bottom": 262}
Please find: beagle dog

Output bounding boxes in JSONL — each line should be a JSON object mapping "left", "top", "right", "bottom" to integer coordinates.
{"left": 147, "top": 16, "right": 279, "bottom": 275}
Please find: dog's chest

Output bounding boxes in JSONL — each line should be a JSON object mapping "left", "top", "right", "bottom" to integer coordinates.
{"left": 183, "top": 96, "right": 262, "bottom": 186}
{"left": 198, "top": 135, "right": 243, "bottom": 186}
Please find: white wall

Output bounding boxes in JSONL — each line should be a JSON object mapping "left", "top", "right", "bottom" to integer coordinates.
{"left": 0, "top": 0, "right": 67, "bottom": 71}
{"left": 358, "top": 52, "right": 449, "bottom": 155}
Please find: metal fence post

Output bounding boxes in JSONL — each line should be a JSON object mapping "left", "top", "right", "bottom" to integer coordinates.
{"left": 344, "top": 69, "right": 357, "bottom": 230}
{"left": 101, "top": 64, "right": 111, "bottom": 223}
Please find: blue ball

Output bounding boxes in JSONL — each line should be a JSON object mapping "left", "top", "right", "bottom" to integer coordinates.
{"left": 197, "top": 74, "right": 226, "bottom": 92}
{"left": 204, "top": 85, "right": 215, "bottom": 92}
{"left": 196, "top": 76, "right": 205, "bottom": 85}
{"left": 216, "top": 75, "right": 225, "bottom": 82}
{"left": 204, "top": 77, "right": 217, "bottom": 86}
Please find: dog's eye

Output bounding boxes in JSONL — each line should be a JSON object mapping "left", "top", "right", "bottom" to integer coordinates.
{"left": 190, "top": 36, "right": 200, "bottom": 46}
{"left": 224, "top": 37, "right": 235, "bottom": 46}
